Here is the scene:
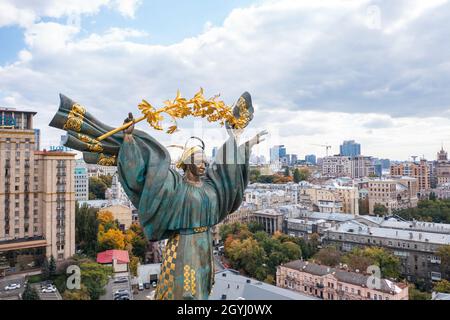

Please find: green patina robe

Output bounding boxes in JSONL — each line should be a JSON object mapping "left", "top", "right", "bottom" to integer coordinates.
{"left": 49, "top": 94, "right": 251, "bottom": 300}
{"left": 118, "top": 132, "right": 250, "bottom": 300}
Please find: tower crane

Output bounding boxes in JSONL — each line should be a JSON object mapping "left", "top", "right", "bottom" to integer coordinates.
{"left": 310, "top": 144, "right": 332, "bottom": 157}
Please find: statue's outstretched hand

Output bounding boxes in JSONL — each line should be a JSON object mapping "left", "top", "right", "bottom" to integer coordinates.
{"left": 123, "top": 112, "right": 135, "bottom": 135}
{"left": 248, "top": 130, "right": 268, "bottom": 149}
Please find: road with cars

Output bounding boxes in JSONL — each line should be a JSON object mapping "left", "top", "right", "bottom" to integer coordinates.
{"left": 101, "top": 273, "right": 134, "bottom": 300}
{"left": 0, "top": 276, "right": 25, "bottom": 300}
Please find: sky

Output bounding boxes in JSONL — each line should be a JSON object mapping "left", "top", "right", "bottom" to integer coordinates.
{"left": 1, "top": 0, "right": 450, "bottom": 161}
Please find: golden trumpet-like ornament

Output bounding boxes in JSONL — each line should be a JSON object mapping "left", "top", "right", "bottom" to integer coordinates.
{"left": 97, "top": 88, "right": 248, "bottom": 142}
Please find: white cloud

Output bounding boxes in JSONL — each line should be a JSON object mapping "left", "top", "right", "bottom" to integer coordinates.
{"left": 0, "top": 0, "right": 143, "bottom": 27}
{"left": 1, "top": 0, "right": 450, "bottom": 160}
{"left": 114, "top": 0, "right": 142, "bottom": 18}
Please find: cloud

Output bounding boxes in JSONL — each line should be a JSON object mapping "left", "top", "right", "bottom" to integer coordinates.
{"left": 0, "top": 0, "right": 142, "bottom": 27}
{"left": 1, "top": 0, "right": 450, "bottom": 160}
{"left": 362, "top": 115, "right": 395, "bottom": 129}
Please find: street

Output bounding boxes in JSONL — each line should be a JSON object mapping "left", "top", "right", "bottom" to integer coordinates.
{"left": 0, "top": 276, "right": 25, "bottom": 300}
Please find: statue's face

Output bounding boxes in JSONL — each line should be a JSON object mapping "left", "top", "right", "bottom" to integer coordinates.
{"left": 189, "top": 152, "right": 208, "bottom": 176}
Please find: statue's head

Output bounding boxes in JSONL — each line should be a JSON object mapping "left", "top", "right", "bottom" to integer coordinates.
{"left": 176, "top": 137, "right": 208, "bottom": 178}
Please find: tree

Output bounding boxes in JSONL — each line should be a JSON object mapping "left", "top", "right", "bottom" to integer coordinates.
{"left": 250, "top": 169, "right": 261, "bottom": 184}
{"left": 313, "top": 246, "right": 342, "bottom": 267}
{"left": 247, "top": 221, "right": 264, "bottom": 233}
{"left": 48, "top": 255, "right": 56, "bottom": 278}
{"left": 88, "top": 177, "right": 108, "bottom": 200}
{"left": 293, "top": 169, "right": 301, "bottom": 183}
{"left": 129, "top": 256, "right": 140, "bottom": 277}
{"left": 63, "top": 284, "right": 91, "bottom": 300}
{"left": 434, "top": 279, "right": 450, "bottom": 293}
{"left": 373, "top": 203, "right": 389, "bottom": 216}
{"left": 429, "top": 192, "right": 437, "bottom": 201}
{"left": 98, "top": 174, "right": 113, "bottom": 188}
{"left": 284, "top": 167, "right": 290, "bottom": 177}
{"left": 75, "top": 202, "right": 99, "bottom": 257}
{"left": 22, "top": 285, "right": 40, "bottom": 300}
{"left": 409, "top": 284, "right": 431, "bottom": 300}
{"left": 98, "top": 228, "right": 126, "bottom": 251}
{"left": 341, "top": 247, "right": 401, "bottom": 278}
{"left": 437, "top": 245, "right": 450, "bottom": 279}
{"left": 79, "top": 262, "right": 112, "bottom": 300}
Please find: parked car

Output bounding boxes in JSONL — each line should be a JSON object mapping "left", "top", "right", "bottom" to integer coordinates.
{"left": 144, "top": 283, "right": 151, "bottom": 289}
{"left": 113, "top": 289, "right": 129, "bottom": 298}
{"left": 138, "top": 283, "right": 144, "bottom": 291}
{"left": 114, "top": 277, "right": 128, "bottom": 283}
{"left": 114, "top": 294, "right": 130, "bottom": 300}
{"left": 152, "top": 282, "right": 157, "bottom": 288}
{"left": 42, "top": 286, "right": 57, "bottom": 293}
{"left": 5, "top": 283, "right": 21, "bottom": 291}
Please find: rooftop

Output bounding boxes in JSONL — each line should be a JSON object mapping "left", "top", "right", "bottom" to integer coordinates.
{"left": 331, "top": 221, "right": 450, "bottom": 245}
{"left": 97, "top": 249, "right": 129, "bottom": 264}
{"left": 283, "top": 260, "right": 406, "bottom": 294}
{"left": 210, "top": 269, "right": 317, "bottom": 300}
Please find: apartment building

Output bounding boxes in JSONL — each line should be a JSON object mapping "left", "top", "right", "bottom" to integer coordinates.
{"left": 277, "top": 260, "right": 408, "bottom": 300}
{"left": 0, "top": 108, "right": 75, "bottom": 275}
{"left": 367, "top": 178, "right": 418, "bottom": 214}
{"left": 390, "top": 159, "right": 430, "bottom": 193}
{"left": 74, "top": 159, "right": 89, "bottom": 201}
{"left": 323, "top": 221, "right": 449, "bottom": 284}
{"left": 321, "top": 156, "right": 351, "bottom": 178}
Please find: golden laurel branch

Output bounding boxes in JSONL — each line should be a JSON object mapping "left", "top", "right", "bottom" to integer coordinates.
{"left": 97, "top": 88, "right": 248, "bottom": 141}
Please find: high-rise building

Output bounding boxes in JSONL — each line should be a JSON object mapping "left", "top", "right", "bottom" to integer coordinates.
{"left": 340, "top": 140, "right": 361, "bottom": 157}
{"left": 351, "top": 156, "right": 375, "bottom": 178}
{"left": 270, "top": 145, "right": 287, "bottom": 164}
{"left": 0, "top": 107, "right": 75, "bottom": 274}
{"left": 305, "top": 154, "right": 316, "bottom": 165}
{"left": 34, "top": 129, "right": 40, "bottom": 151}
{"left": 74, "top": 159, "right": 89, "bottom": 201}
{"left": 290, "top": 154, "right": 298, "bottom": 166}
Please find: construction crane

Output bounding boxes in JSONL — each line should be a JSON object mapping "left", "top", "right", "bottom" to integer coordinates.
{"left": 310, "top": 144, "right": 332, "bottom": 157}
{"left": 411, "top": 155, "right": 418, "bottom": 163}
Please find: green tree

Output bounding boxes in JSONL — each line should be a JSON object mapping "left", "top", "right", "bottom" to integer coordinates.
{"left": 98, "top": 174, "right": 113, "bottom": 188}
{"left": 373, "top": 203, "right": 389, "bottom": 216}
{"left": 293, "top": 168, "right": 301, "bottom": 183}
{"left": 313, "top": 246, "right": 342, "bottom": 267}
{"left": 250, "top": 169, "right": 261, "bottom": 183}
{"left": 63, "top": 284, "right": 91, "bottom": 300}
{"left": 429, "top": 192, "right": 437, "bottom": 201}
{"left": 48, "top": 255, "right": 56, "bottom": 278}
{"left": 22, "top": 285, "right": 40, "bottom": 300}
{"left": 434, "top": 279, "right": 450, "bottom": 293}
{"left": 75, "top": 202, "right": 99, "bottom": 257}
{"left": 284, "top": 167, "right": 290, "bottom": 177}
{"left": 80, "top": 262, "right": 112, "bottom": 300}
{"left": 361, "top": 247, "right": 401, "bottom": 278}
{"left": 437, "top": 245, "right": 450, "bottom": 279}
{"left": 409, "top": 284, "right": 431, "bottom": 300}
{"left": 88, "top": 177, "right": 108, "bottom": 200}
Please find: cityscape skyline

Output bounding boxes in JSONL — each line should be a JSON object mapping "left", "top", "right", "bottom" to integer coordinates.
{"left": 2, "top": 1, "right": 450, "bottom": 162}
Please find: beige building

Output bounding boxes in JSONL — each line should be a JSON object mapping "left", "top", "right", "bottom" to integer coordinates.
{"left": 391, "top": 159, "right": 430, "bottom": 192}
{"left": 321, "top": 156, "right": 351, "bottom": 178}
{"left": 0, "top": 108, "right": 75, "bottom": 274}
{"left": 301, "top": 185, "right": 359, "bottom": 215}
{"left": 436, "top": 147, "right": 450, "bottom": 186}
{"left": 368, "top": 177, "right": 418, "bottom": 214}
{"left": 277, "top": 260, "right": 408, "bottom": 300}
{"left": 99, "top": 204, "right": 133, "bottom": 231}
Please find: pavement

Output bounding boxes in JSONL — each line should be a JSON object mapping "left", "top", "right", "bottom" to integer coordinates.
{"left": 0, "top": 275, "right": 25, "bottom": 300}
{"left": 101, "top": 272, "right": 134, "bottom": 300}
{"left": 31, "top": 282, "right": 62, "bottom": 300}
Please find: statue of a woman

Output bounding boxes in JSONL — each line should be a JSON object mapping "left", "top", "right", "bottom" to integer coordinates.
{"left": 49, "top": 92, "right": 267, "bottom": 300}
